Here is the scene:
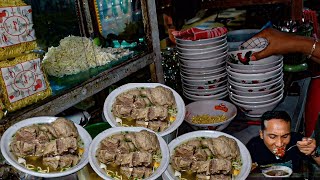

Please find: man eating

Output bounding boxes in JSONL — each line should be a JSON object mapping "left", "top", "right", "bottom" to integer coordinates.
{"left": 246, "top": 111, "right": 320, "bottom": 172}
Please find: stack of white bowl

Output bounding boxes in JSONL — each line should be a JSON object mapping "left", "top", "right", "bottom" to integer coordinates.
{"left": 175, "top": 34, "right": 229, "bottom": 101}
{"left": 227, "top": 54, "right": 284, "bottom": 118}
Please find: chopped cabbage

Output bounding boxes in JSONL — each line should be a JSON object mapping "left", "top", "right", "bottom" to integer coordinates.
{"left": 42, "top": 36, "right": 131, "bottom": 77}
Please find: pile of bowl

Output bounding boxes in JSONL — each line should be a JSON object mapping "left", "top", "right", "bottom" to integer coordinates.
{"left": 175, "top": 34, "right": 229, "bottom": 101}
{"left": 227, "top": 52, "right": 284, "bottom": 117}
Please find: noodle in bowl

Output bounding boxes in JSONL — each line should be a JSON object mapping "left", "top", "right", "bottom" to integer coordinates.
{"left": 89, "top": 127, "right": 170, "bottom": 180}
{"left": 103, "top": 83, "right": 186, "bottom": 143}
{"left": 163, "top": 130, "right": 252, "bottom": 180}
{"left": 0, "top": 116, "right": 92, "bottom": 178}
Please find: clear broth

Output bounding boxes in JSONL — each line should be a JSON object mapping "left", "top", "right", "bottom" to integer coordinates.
{"left": 266, "top": 169, "right": 289, "bottom": 176}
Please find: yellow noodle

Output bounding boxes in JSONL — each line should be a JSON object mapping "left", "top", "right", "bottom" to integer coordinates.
{"left": 191, "top": 114, "right": 227, "bottom": 124}
{"left": 0, "top": 0, "right": 27, "bottom": 7}
{"left": 0, "top": 41, "right": 38, "bottom": 61}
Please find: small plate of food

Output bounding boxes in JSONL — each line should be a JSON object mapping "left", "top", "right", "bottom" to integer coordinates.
{"left": 0, "top": 116, "right": 92, "bottom": 178}
{"left": 262, "top": 165, "right": 292, "bottom": 177}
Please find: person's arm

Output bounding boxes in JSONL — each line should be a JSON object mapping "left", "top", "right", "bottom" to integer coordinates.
{"left": 250, "top": 28, "right": 320, "bottom": 64}
{"left": 297, "top": 137, "right": 320, "bottom": 166}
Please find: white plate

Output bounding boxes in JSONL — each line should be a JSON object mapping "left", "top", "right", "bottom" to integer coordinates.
{"left": 0, "top": 116, "right": 92, "bottom": 178}
{"left": 163, "top": 130, "right": 252, "bottom": 180}
{"left": 103, "top": 83, "right": 185, "bottom": 138}
{"left": 89, "top": 127, "right": 170, "bottom": 180}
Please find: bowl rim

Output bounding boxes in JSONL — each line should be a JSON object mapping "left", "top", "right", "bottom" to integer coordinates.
{"left": 228, "top": 81, "right": 284, "bottom": 95}
{"left": 179, "top": 49, "right": 228, "bottom": 60}
{"left": 230, "top": 87, "right": 283, "bottom": 100}
{"left": 181, "top": 70, "right": 226, "bottom": 80}
{"left": 261, "top": 165, "right": 293, "bottom": 177}
{"left": 179, "top": 53, "right": 227, "bottom": 63}
{"left": 163, "top": 130, "right": 252, "bottom": 180}
{"left": 0, "top": 116, "right": 92, "bottom": 178}
{"left": 184, "top": 89, "right": 228, "bottom": 99}
{"left": 228, "top": 73, "right": 283, "bottom": 87}
{"left": 184, "top": 100, "right": 237, "bottom": 126}
{"left": 175, "top": 33, "right": 226, "bottom": 43}
{"left": 177, "top": 41, "right": 228, "bottom": 52}
{"left": 103, "top": 83, "right": 186, "bottom": 137}
{"left": 227, "top": 67, "right": 282, "bottom": 80}
{"left": 227, "top": 55, "right": 283, "bottom": 67}
{"left": 182, "top": 72, "right": 227, "bottom": 82}
{"left": 227, "top": 61, "right": 283, "bottom": 74}
{"left": 228, "top": 78, "right": 283, "bottom": 90}
{"left": 183, "top": 86, "right": 227, "bottom": 96}
{"left": 230, "top": 90, "right": 283, "bottom": 104}
{"left": 183, "top": 81, "right": 227, "bottom": 91}
{"left": 183, "top": 79, "right": 228, "bottom": 88}
{"left": 180, "top": 61, "right": 225, "bottom": 71}
{"left": 176, "top": 37, "right": 226, "bottom": 48}
{"left": 227, "top": 63, "right": 283, "bottom": 77}
{"left": 181, "top": 66, "right": 225, "bottom": 76}
{"left": 230, "top": 93, "right": 283, "bottom": 108}
{"left": 88, "top": 127, "right": 170, "bottom": 180}
{"left": 177, "top": 41, "right": 228, "bottom": 55}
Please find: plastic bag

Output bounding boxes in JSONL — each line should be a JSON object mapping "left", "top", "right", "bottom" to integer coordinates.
{"left": 0, "top": 53, "right": 52, "bottom": 112}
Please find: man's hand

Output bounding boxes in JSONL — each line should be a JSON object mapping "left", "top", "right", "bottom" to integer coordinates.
{"left": 297, "top": 137, "right": 316, "bottom": 156}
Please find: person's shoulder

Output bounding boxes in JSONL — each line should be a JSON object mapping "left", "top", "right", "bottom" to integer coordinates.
{"left": 246, "top": 136, "right": 262, "bottom": 146}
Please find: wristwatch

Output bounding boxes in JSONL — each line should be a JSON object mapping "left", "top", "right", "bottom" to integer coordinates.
{"left": 311, "top": 146, "right": 320, "bottom": 158}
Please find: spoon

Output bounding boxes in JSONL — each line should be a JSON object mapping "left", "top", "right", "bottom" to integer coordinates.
{"left": 286, "top": 144, "right": 297, "bottom": 152}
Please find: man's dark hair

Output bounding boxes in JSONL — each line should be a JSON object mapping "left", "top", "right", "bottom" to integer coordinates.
{"left": 261, "top": 111, "right": 291, "bottom": 130}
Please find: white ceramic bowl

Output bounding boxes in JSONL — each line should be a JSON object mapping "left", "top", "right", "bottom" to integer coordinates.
{"left": 184, "top": 100, "right": 237, "bottom": 131}
{"left": 89, "top": 127, "right": 169, "bottom": 180}
{"left": 175, "top": 34, "right": 226, "bottom": 45}
{"left": 184, "top": 90, "right": 228, "bottom": 101}
{"left": 227, "top": 66, "right": 282, "bottom": 81}
{"left": 228, "top": 73, "right": 283, "bottom": 88}
{"left": 182, "top": 72, "right": 227, "bottom": 86}
{"left": 227, "top": 61, "right": 283, "bottom": 74}
{"left": 229, "top": 81, "right": 284, "bottom": 96}
{"left": 180, "top": 61, "right": 226, "bottom": 73}
{"left": 227, "top": 55, "right": 283, "bottom": 70}
{"left": 0, "top": 116, "right": 92, "bottom": 178}
{"left": 183, "top": 86, "right": 227, "bottom": 96}
{"left": 162, "top": 130, "right": 252, "bottom": 180}
{"left": 227, "top": 48, "right": 264, "bottom": 65}
{"left": 230, "top": 93, "right": 283, "bottom": 117}
{"left": 179, "top": 48, "right": 228, "bottom": 60}
{"left": 183, "top": 82, "right": 227, "bottom": 92}
{"left": 103, "top": 83, "right": 185, "bottom": 143}
{"left": 181, "top": 66, "right": 225, "bottom": 78}
{"left": 176, "top": 37, "right": 226, "bottom": 49}
{"left": 177, "top": 41, "right": 228, "bottom": 54}
{"left": 229, "top": 88, "right": 283, "bottom": 102}
{"left": 228, "top": 72, "right": 282, "bottom": 86}
{"left": 181, "top": 69, "right": 226, "bottom": 80}
{"left": 179, "top": 54, "right": 227, "bottom": 68}
{"left": 230, "top": 91, "right": 283, "bottom": 105}
{"left": 182, "top": 79, "right": 228, "bottom": 91}
{"left": 262, "top": 166, "right": 293, "bottom": 178}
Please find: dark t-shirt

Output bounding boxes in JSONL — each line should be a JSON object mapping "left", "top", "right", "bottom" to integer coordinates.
{"left": 246, "top": 132, "right": 313, "bottom": 172}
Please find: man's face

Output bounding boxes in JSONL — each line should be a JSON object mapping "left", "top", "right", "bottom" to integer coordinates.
{"left": 260, "top": 119, "right": 291, "bottom": 157}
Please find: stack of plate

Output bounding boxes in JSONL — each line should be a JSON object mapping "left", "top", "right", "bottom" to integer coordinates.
{"left": 226, "top": 53, "right": 284, "bottom": 118}
{"left": 175, "top": 34, "right": 229, "bottom": 101}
